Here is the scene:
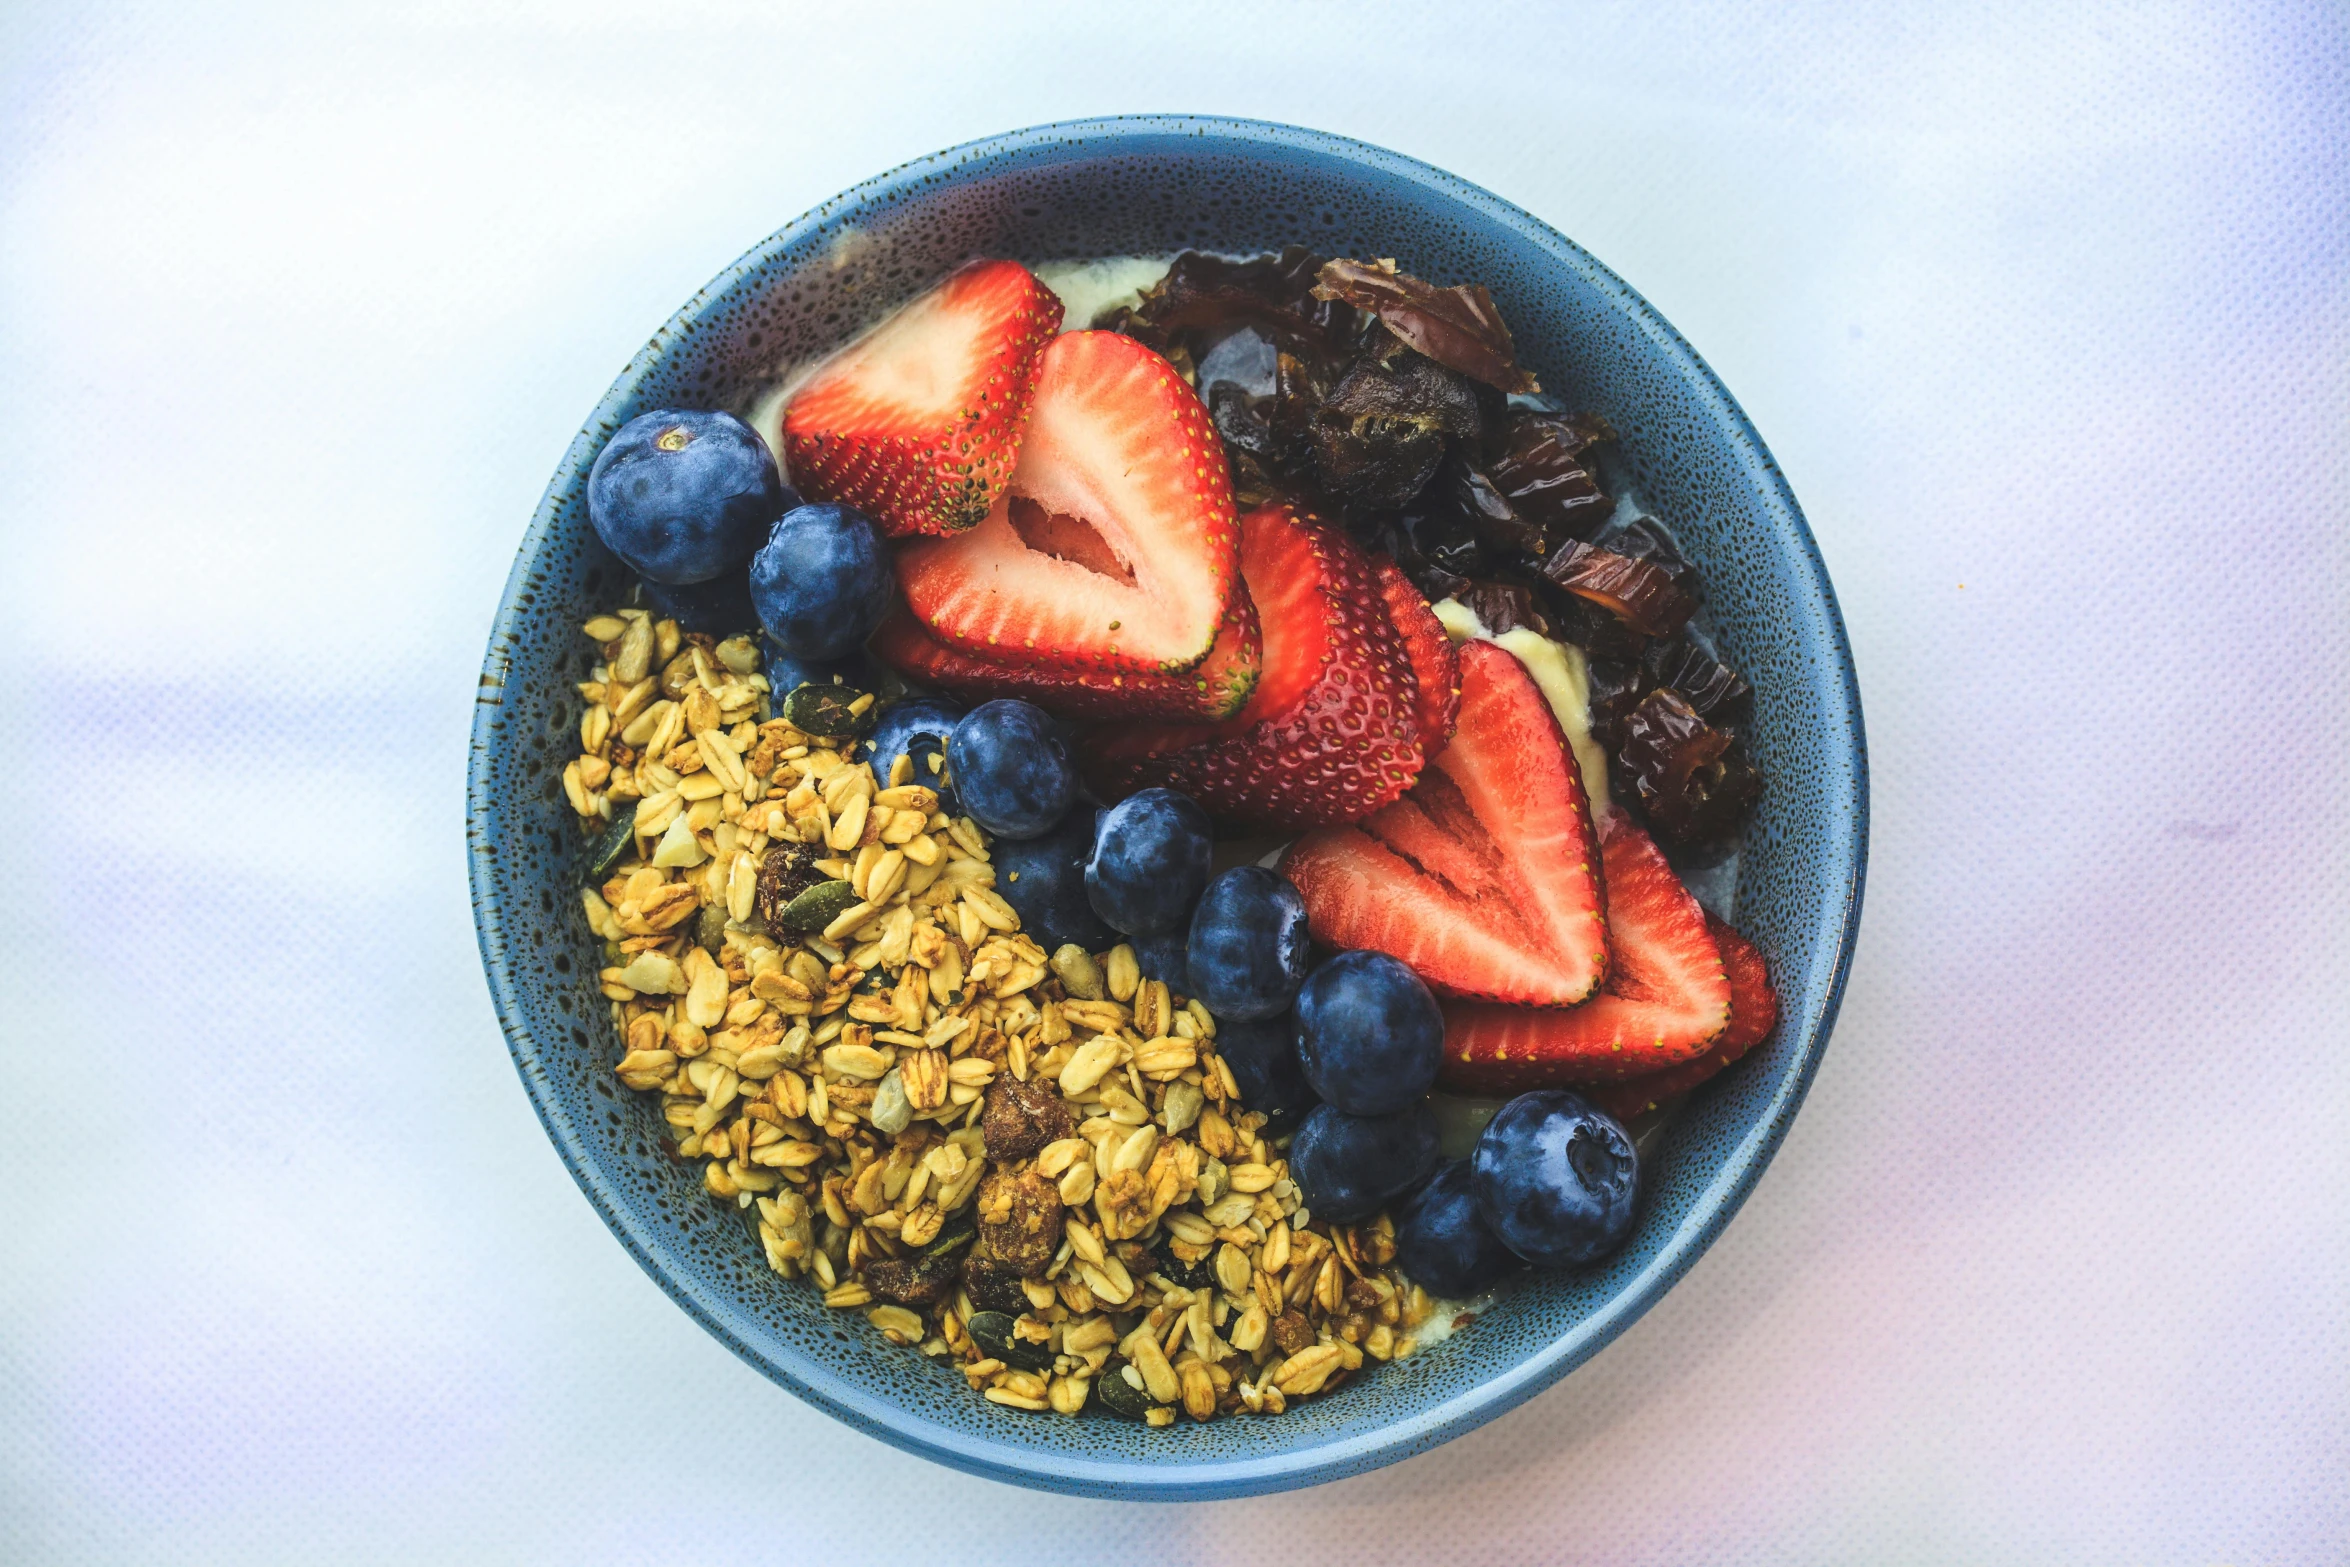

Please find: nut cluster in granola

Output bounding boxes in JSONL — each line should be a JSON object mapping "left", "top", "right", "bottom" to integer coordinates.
{"left": 565, "top": 606, "right": 1439, "bottom": 1423}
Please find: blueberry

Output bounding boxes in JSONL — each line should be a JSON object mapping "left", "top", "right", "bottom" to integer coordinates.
{"left": 947, "top": 700, "right": 1076, "bottom": 840}
{"left": 1471, "top": 1091, "right": 1640, "bottom": 1268}
{"left": 862, "top": 696, "right": 964, "bottom": 807}
{"left": 1214, "top": 1013, "right": 1317, "bottom": 1129}
{"left": 1393, "top": 1159, "right": 1522, "bottom": 1298}
{"left": 640, "top": 569, "right": 761, "bottom": 637}
{"left": 1128, "top": 929, "right": 1191, "bottom": 992}
{"left": 1084, "top": 788, "right": 1213, "bottom": 937}
{"left": 748, "top": 502, "right": 895, "bottom": 660}
{"left": 1185, "top": 867, "right": 1309, "bottom": 1021}
{"left": 1288, "top": 1101, "right": 1440, "bottom": 1223}
{"left": 588, "top": 410, "right": 790, "bottom": 585}
{"left": 1293, "top": 950, "right": 1443, "bottom": 1117}
{"left": 994, "top": 808, "right": 1118, "bottom": 954}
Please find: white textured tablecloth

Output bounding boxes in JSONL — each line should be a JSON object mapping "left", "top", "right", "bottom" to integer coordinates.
{"left": 5, "top": 3, "right": 2344, "bottom": 1561}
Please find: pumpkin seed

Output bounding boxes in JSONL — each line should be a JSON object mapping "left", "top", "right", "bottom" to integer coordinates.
{"left": 964, "top": 1310, "right": 1054, "bottom": 1371}
{"left": 1094, "top": 1360, "right": 1157, "bottom": 1419}
{"left": 774, "top": 878, "right": 859, "bottom": 932}
{"left": 781, "top": 683, "right": 876, "bottom": 738}
{"left": 921, "top": 1223, "right": 976, "bottom": 1262}
{"left": 584, "top": 802, "right": 636, "bottom": 883}
{"left": 693, "top": 902, "right": 728, "bottom": 953}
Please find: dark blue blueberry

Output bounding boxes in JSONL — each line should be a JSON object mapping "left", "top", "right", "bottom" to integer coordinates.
{"left": 1214, "top": 1013, "right": 1317, "bottom": 1129}
{"left": 640, "top": 569, "right": 761, "bottom": 637}
{"left": 1084, "top": 789, "right": 1213, "bottom": 937}
{"left": 1287, "top": 1101, "right": 1440, "bottom": 1223}
{"left": 1293, "top": 950, "right": 1443, "bottom": 1117}
{"left": 588, "top": 410, "right": 790, "bottom": 585}
{"left": 1393, "top": 1159, "right": 1523, "bottom": 1298}
{"left": 994, "top": 808, "right": 1118, "bottom": 954}
{"left": 1471, "top": 1091, "right": 1640, "bottom": 1268}
{"left": 947, "top": 700, "right": 1076, "bottom": 840}
{"left": 1128, "top": 929, "right": 1190, "bottom": 992}
{"left": 1185, "top": 867, "right": 1309, "bottom": 1021}
{"left": 748, "top": 502, "right": 895, "bottom": 660}
{"left": 862, "top": 696, "right": 964, "bottom": 806}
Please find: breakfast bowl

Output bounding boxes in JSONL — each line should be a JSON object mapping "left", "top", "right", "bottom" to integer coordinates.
{"left": 466, "top": 115, "right": 1867, "bottom": 1500}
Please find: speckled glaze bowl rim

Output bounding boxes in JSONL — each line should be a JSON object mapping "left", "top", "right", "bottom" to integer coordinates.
{"left": 470, "top": 114, "right": 1867, "bottom": 1500}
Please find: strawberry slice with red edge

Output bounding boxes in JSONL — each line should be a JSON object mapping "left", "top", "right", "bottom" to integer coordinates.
{"left": 1437, "top": 810, "right": 1732, "bottom": 1092}
{"left": 894, "top": 330, "right": 1239, "bottom": 675}
{"left": 1280, "top": 639, "right": 1605, "bottom": 1003}
{"left": 782, "top": 260, "right": 1063, "bottom": 539}
{"left": 1373, "top": 556, "right": 1460, "bottom": 752}
{"left": 1584, "top": 917, "right": 1779, "bottom": 1121}
{"left": 870, "top": 586, "right": 1261, "bottom": 721}
{"left": 1088, "top": 505, "right": 1424, "bottom": 831}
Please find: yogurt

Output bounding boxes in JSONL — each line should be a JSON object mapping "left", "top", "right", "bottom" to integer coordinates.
{"left": 1033, "top": 255, "right": 1174, "bottom": 333}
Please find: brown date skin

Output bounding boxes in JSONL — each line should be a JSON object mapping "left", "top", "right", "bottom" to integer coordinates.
{"left": 1542, "top": 540, "right": 1698, "bottom": 638}
{"left": 1644, "top": 636, "right": 1750, "bottom": 720}
{"left": 1616, "top": 687, "right": 1762, "bottom": 850}
{"left": 1312, "top": 258, "right": 1539, "bottom": 394}
{"left": 1109, "top": 245, "right": 1355, "bottom": 360}
{"left": 1309, "top": 347, "right": 1484, "bottom": 510}
{"left": 1483, "top": 411, "right": 1615, "bottom": 544}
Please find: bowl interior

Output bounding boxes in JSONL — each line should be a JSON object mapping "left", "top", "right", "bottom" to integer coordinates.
{"left": 467, "top": 116, "right": 1865, "bottom": 1500}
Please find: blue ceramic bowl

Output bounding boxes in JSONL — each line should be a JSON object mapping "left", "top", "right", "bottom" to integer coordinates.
{"left": 468, "top": 116, "right": 1866, "bottom": 1500}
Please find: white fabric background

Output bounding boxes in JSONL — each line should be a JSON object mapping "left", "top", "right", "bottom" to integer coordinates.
{"left": 3, "top": 3, "right": 2344, "bottom": 1562}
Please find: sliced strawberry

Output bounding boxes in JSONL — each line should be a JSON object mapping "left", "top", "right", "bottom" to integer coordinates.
{"left": 1281, "top": 640, "right": 1605, "bottom": 1003}
{"left": 1373, "top": 557, "right": 1460, "bottom": 751}
{"left": 1273, "top": 826, "right": 1571, "bottom": 1006}
{"left": 870, "top": 585, "right": 1260, "bottom": 721}
{"left": 1088, "top": 505, "right": 1424, "bottom": 831}
{"left": 893, "top": 331, "right": 1239, "bottom": 674}
{"left": 1585, "top": 918, "right": 1779, "bottom": 1121}
{"left": 782, "top": 260, "right": 1063, "bottom": 539}
{"left": 1437, "top": 811, "right": 1731, "bottom": 1092}
{"left": 1417, "top": 642, "right": 1603, "bottom": 977}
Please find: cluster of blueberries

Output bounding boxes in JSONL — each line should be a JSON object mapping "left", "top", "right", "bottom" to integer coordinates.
{"left": 867, "top": 699, "right": 1644, "bottom": 1296}
{"left": 586, "top": 407, "right": 895, "bottom": 676}
{"left": 587, "top": 405, "right": 1644, "bottom": 1300}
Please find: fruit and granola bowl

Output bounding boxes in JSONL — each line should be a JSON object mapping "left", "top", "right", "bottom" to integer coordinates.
{"left": 469, "top": 118, "right": 1865, "bottom": 1499}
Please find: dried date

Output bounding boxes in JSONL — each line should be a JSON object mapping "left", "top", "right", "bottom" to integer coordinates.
{"left": 1483, "top": 411, "right": 1614, "bottom": 544}
{"left": 1312, "top": 258, "right": 1539, "bottom": 394}
{"left": 1615, "top": 687, "right": 1762, "bottom": 848}
{"left": 1541, "top": 540, "right": 1698, "bottom": 638}
{"left": 1309, "top": 346, "right": 1484, "bottom": 510}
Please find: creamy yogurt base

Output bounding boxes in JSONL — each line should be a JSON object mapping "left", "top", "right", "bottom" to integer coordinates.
{"left": 740, "top": 362, "right": 813, "bottom": 471}
{"left": 1407, "top": 1289, "right": 1490, "bottom": 1350}
{"left": 1033, "top": 255, "right": 1172, "bottom": 332}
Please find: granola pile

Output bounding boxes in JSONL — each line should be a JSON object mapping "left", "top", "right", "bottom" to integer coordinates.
{"left": 565, "top": 605, "right": 1438, "bottom": 1423}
